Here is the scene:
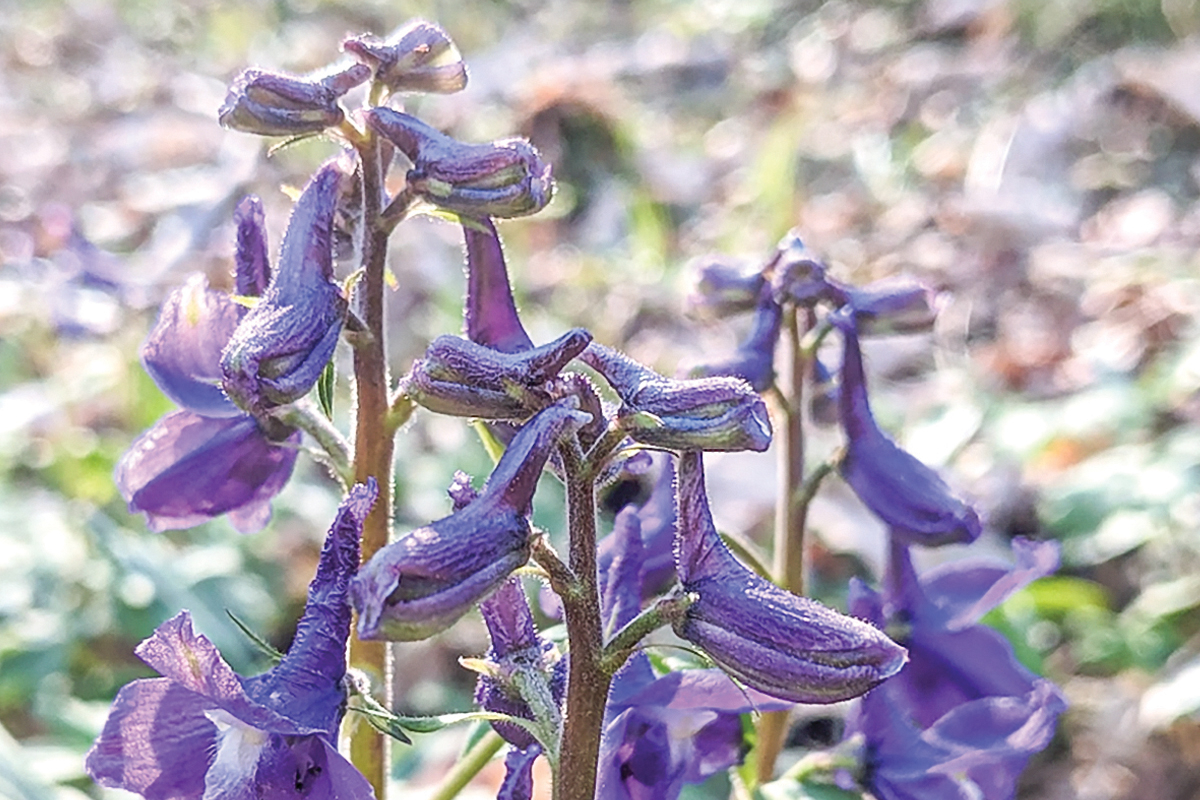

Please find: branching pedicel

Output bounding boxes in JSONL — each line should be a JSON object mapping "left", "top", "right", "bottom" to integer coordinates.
{"left": 90, "top": 17, "right": 1064, "bottom": 800}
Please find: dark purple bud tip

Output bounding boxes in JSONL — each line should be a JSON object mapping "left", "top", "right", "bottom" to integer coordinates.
{"left": 344, "top": 20, "right": 467, "bottom": 95}
{"left": 221, "top": 163, "right": 349, "bottom": 414}
{"left": 674, "top": 452, "right": 907, "bottom": 703}
{"left": 350, "top": 402, "right": 590, "bottom": 641}
{"left": 836, "top": 314, "right": 981, "bottom": 546}
{"left": 365, "top": 107, "right": 553, "bottom": 219}
{"left": 218, "top": 63, "right": 370, "bottom": 137}
{"left": 769, "top": 231, "right": 831, "bottom": 307}
{"left": 581, "top": 343, "right": 772, "bottom": 452}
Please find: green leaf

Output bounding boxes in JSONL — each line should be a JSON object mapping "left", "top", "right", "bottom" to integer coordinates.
{"left": 317, "top": 360, "right": 335, "bottom": 420}
{"left": 225, "top": 610, "right": 284, "bottom": 663}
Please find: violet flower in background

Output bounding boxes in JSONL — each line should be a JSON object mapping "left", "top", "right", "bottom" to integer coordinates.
{"left": 221, "top": 162, "right": 349, "bottom": 415}
{"left": 581, "top": 343, "right": 772, "bottom": 453}
{"left": 597, "top": 476, "right": 790, "bottom": 800}
{"left": 768, "top": 231, "right": 830, "bottom": 307}
{"left": 116, "top": 266, "right": 299, "bottom": 533}
{"left": 366, "top": 107, "right": 552, "bottom": 219}
{"left": 350, "top": 400, "right": 591, "bottom": 641}
{"left": 672, "top": 451, "right": 907, "bottom": 703}
{"left": 219, "top": 63, "right": 371, "bottom": 137}
{"left": 828, "top": 276, "right": 939, "bottom": 336}
{"left": 86, "top": 482, "right": 378, "bottom": 800}
{"left": 685, "top": 256, "right": 765, "bottom": 319}
{"left": 834, "top": 310, "right": 982, "bottom": 546}
{"left": 343, "top": 20, "right": 467, "bottom": 95}
{"left": 596, "top": 456, "right": 677, "bottom": 602}
{"left": 690, "top": 291, "right": 782, "bottom": 392}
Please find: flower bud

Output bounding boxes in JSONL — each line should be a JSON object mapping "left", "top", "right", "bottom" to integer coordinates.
{"left": 473, "top": 579, "right": 566, "bottom": 749}
{"left": 690, "top": 293, "right": 782, "bottom": 392}
{"left": 581, "top": 343, "right": 772, "bottom": 452}
{"left": 233, "top": 196, "right": 270, "bottom": 299}
{"left": 673, "top": 452, "right": 907, "bottom": 703}
{"left": 834, "top": 311, "right": 981, "bottom": 546}
{"left": 404, "top": 328, "right": 592, "bottom": 420}
{"left": 343, "top": 20, "right": 467, "bottom": 95}
{"left": 218, "top": 63, "right": 370, "bottom": 137}
{"left": 221, "top": 163, "right": 349, "bottom": 414}
{"left": 686, "top": 257, "right": 765, "bottom": 319}
{"left": 769, "top": 231, "right": 830, "bottom": 307}
{"left": 350, "top": 402, "right": 591, "bottom": 641}
{"left": 464, "top": 217, "right": 534, "bottom": 353}
{"left": 835, "top": 276, "right": 940, "bottom": 336}
{"left": 365, "top": 107, "right": 552, "bottom": 218}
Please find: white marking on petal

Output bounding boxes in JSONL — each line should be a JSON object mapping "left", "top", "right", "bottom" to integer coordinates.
{"left": 202, "top": 709, "right": 270, "bottom": 800}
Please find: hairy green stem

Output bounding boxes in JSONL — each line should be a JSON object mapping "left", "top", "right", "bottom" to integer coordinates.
{"left": 270, "top": 400, "right": 353, "bottom": 487}
{"left": 555, "top": 441, "right": 611, "bottom": 800}
{"left": 348, "top": 122, "right": 395, "bottom": 800}
{"left": 599, "top": 592, "right": 693, "bottom": 675}
{"left": 426, "top": 731, "right": 506, "bottom": 800}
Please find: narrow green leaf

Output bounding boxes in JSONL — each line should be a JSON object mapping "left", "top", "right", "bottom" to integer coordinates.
{"left": 317, "top": 360, "right": 335, "bottom": 420}
{"left": 225, "top": 610, "right": 284, "bottom": 663}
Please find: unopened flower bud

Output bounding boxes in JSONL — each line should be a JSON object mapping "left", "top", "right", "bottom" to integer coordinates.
{"left": 350, "top": 402, "right": 591, "bottom": 641}
{"left": 581, "top": 343, "right": 771, "bottom": 452}
{"left": 366, "top": 107, "right": 552, "bottom": 218}
{"left": 686, "top": 257, "right": 765, "bottom": 319}
{"left": 221, "top": 163, "right": 349, "bottom": 414}
{"left": 218, "top": 63, "right": 370, "bottom": 136}
{"left": 831, "top": 276, "right": 940, "bottom": 336}
{"left": 404, "top": 328, "right": 591, "bottom": 420}
{"left": 834, "top": 311, "right": 981, "bottom": 546}
{"left": 343, "top": 20, "right": 467, "bottom": 95}
{"left": 673, "top": 452, "right": 907, "bottom": 703}
{"left": 233, "top": 197, "right": 271, "bottom": 299}
{"left": 769, "top": 231, "right": 830, "bottom": 306}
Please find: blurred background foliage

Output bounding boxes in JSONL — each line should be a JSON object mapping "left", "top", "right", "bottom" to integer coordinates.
{"left": 3, "top": 0, "right": 1200, "bottom": 797}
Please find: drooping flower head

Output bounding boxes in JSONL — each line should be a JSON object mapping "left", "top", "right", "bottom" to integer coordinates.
{"left": 86, "top": 481, "right": 378, "bottom": 799}
{"left": 672, "top": 451, "right": 907, "bottom": 703}
{"left": 221, "top": 162, "right": 349, "bottom": 416}
{"left": 581, "top": 343, "right": 772, "bottom": 453}
{"left": 350, "top": 400, "right": 591, "bottom": 641}
{"left": 219, "top": 63, "right": 371, "bottom": 137}
{"left": 833, "top": 310, "right": 981, "bottom": 547}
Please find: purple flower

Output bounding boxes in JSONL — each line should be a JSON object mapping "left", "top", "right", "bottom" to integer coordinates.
{"left": 690, "top": 293, "right": 782, "bottom": 392}
{"left": 473, "top": 578, "right": 566, "bottom": 750}
{"left": 86, "top": 482, "right": 378, "bottom": 800}
{"left": 234, "top": 195, "right": 271, "bottom": 299}
{"left": 596, "top": 483, "right": 790, "bottom": 800}
{"left": 581, "top": 343, "right": 772, "bottom": 453}
{"left": 497, "top": 745, "right": 541, "bottom": 800}
{"left": 855, "top": 537, "right": 1062, "bottom": 728}
{"left": 219, "top": 63, "right": 371, "bottom": 137}
{"left": 686, "top": 257, "right": 765, "bottom": 319}
{"left": 672, "top": 451, "right": 907, "bottom": 703}
{"left": 350, "top": 401, "right": 591, "bottom": 641}
{"left": 221, "top": 163, "right": 349, "bottom": 415}
{"left": 827, "top": 276, "right": 939, "bottom": 336}
{"left": 343, "top": 20, "right": 467, "bottom": 95}
{"left": 835, "top": 312, "right": 981, "bottom": 546}
{"left": 596, "top": 456, "right": 677, "bottom": 601}
{"left": 366, "top": 108, "right": 552, "bottom": 219}
{"left": 768, "top": 231, "right": 830, "bottom": 307}
{"left": 117, "top": 271, "right": 299, "bottom": 533}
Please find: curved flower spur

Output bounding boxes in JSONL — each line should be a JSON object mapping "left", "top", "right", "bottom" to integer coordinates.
{"left": 86, "top": 481, "right": 378, "bottom": 799}
{"left": 672, "top": 451, "right": 907, "bottom": 703}
{"left": 350, "top": 400, "right": 592, "bottom": 641}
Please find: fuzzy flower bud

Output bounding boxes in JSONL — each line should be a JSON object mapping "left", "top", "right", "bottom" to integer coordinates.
{"left": 218, "top": 63, "right": 370, "bottom": 137}
{"left": 343, "top": 20, "right": 467, "bottom": 95}
{"left": 365, "top": 107, "right": 552, "bottom": 218}
{"left": 673, "top": 452, "right": 907, "bottom": 703}
{"left": 581, "top": 343, "right": 771, "bottom": 452}
{"left": 350, "top": 401, "right": 591, "bottom": 641}
{"left": 686, "top": 257, "right": 765, "bottom": 319}
{"left": 221, "top": 163, "right": 348, "bottom": 414}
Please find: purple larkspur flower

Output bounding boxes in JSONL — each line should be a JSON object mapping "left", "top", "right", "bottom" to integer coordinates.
{"left": 686, "top": 256, "right": 765, "bottom": 319}
{"left": 86, "top": 482, "right": 378, "bottom": 800}
{"left": 343, "top": 20, "right": 467, "bottom": 95}
{"left": 117, "top": 268, "right": 299, "bottom": 533}
{"left": 834, "top": 311, "right": 981, "bottom": 546}
{"left": 497, "top": 744, "right": 541, "bottom": 800}
{"left": 768, "top": 231, "right": 830, "bottom": 307}
{"left": 366, "top": 107, "right": 552, "bottom": 219}
{"left": 691, "top": 292, "right": 782, "bottom": 392}
{"left": 402, "top": 218, "right": 591, "bottom": 420}
{"left": 596, "top": 456, "right": 677, "bottom": 602}
{"left": 473, "top": 578, "right": 566, "bottom": 750}
{"left": 221, "top": 162, "right": 349, "bottom": 415}
{"left": 596, "top": 483, "right": 790, "bottom": 800}
{"left": 350, "top": 401, "right": 591, "bottom": 641}
{"left": 672, "top": 451, "right": 907, "bottom": 703}
{"left": 219, "top": 63, "right": 370, "bottom": 137}
{"left": 845, "top": 538, "right": 1066, "bottom": 800}
{"left": 581, "top": 343, "right": 772, "bottom": 453}
{"left": 826, "top": 276, "right": 939, "bottom": 336}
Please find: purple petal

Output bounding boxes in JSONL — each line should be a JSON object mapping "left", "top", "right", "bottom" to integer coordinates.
{"left": 250, "top": 736, "right": 376, "bottom": 799}
{"left": 464, "top": 217, "right": 533, "bottom": 353}
{"left": 674, "top": 452, "right": 907, "bottom": 703}
{"left": 598, "top": 457, "right": 677, "bottom": 602}
{"left": 602, "top": 505, "right": 645, "bottom": 634}
{"left": 691, "top": 294, "right": 782, "bottom": 392}
{"left": 498, "top": 745, "right": 541, "bottom": 800}
{"left": 244, "top": 481, "right": 377, "bottom": 734}
{"left": 480, "top": 578, "right": 540, "bottom": 658}
{"left": 836, "top": 314, "right": 981, "bottom": 546}
{"left": 85, "top": 677, "right": 215, "bottom": 799}
{"left": 115, "top": 410, "right": 299, "bottom": 533}
{"left": 141, "top": 274, "right": 242, "bottom": 418}
{"left": 234, "top": 196, "right": 271, "bottom": 298}
{"left": 923, "top": 537, "right": 1060, "bottom": 629}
